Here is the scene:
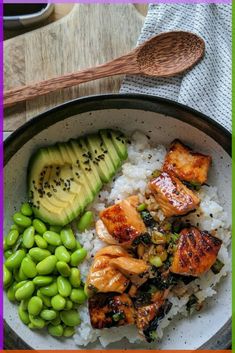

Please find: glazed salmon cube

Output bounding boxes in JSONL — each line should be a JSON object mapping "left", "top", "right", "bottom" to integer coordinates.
{"left": 99, "top": 196, "right": 147, "bottom": 246}
{"left": 170, "top": 226, "right": 222, "bottom": 276}
{"left": 86, "top": 255, "right": 129, "bottom": 295}
{"left": 149, "top": 172, "right": 200, "bottom": 217}
{"left": 136, "top": 295, "right": 172, "bottom": 342}
{"left": 163, "top": 140, "right": 211, "bottom": 184}
{"left": 88, "top": 293, "right": 136, "bottom": 329}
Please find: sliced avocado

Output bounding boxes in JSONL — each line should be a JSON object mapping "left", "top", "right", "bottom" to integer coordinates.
{"left": 99, "top": 130, "right": 122, "bottom": 170}
{"left": 86, "top": 134, "right": 116, "bottom": 183}
{"left": 28, "top": 130, "right": 128, "bottom": 226}
{"left": 110, "top": 130, "right": 128, "bottom": 160}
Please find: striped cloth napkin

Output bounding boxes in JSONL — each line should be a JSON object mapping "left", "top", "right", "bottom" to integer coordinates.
{"left": 121, "top": 4, "right": 231, "bottom": 132}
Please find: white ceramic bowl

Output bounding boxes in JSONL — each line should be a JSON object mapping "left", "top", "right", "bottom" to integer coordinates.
{"left": 4, "top": 94, "right": 231, "bottom": 350}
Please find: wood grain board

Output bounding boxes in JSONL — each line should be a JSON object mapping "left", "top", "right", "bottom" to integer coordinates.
{"left": 4, "top": 4, "right": 146, "bottom": 131}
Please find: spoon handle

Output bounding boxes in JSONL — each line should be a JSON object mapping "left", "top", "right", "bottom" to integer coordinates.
{"left": 4, "top": 53, "right": 139, "bottom": 108}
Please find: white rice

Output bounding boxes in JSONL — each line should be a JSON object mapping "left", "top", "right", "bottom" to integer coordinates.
{"left": 73, "top": 131, "right": 231, "bottom": 347}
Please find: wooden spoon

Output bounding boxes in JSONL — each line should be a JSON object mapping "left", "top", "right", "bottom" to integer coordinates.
{"left": 4, "top": 31, "right": 205, "bottom": 108}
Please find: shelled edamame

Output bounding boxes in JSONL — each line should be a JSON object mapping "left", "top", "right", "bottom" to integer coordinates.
{"left": 4, "top": 203, "right": 90, "bottom": 338}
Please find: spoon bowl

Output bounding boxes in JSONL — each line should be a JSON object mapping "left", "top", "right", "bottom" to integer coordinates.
{"left": 137, "top": 31, "right": 205, "bottom": 76}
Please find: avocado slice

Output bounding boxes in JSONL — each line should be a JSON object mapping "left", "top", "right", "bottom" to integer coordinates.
{"left": 86, "top": 134, "right": 116, "bottom": 183}
{"left": 110, "top": 130, "right": 128, "bottom": 160}
{"left": 99, "top": 130, "right": 122, "bottom": 170}
{"left": 68, "top": 138, "right": 102, "bottom": 195}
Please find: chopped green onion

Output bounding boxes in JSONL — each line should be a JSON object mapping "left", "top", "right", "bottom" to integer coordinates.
{"left": 211, "top": 258, "right": 224, "bottom": 274}
{"left": 137, "top": 203, "right": 146, "bottom": 212}
{"left": 112, "top": 311, "right": 125, "bottom": 322}
{"left": 149, "top": 330, "right": 158, "bottom": 340}
{"left": 150, "top": 255, "right": 163, "bottom": 268}
{"left": 151, "top": 170, "right": 161, "bottom": 178}
{"left": 186, "top": 294, "right": 198, "bottom": 315}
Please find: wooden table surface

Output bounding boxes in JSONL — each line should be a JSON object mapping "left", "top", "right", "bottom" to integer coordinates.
{"left": 4, "top": 4, "right": 147, "bottom": 132}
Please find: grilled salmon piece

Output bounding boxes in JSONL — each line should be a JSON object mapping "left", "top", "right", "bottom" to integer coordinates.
{"left": 136, "top": 292, "right": 171, "bottom": 342}
{"left": 163, "top": 140, "right": 211, "bottom": 184}
{"left": 170, "top": 226, "right": 222, "bottom": 276}
{"left": 110, "top": 257, "right": 150, "bottom": 287}
{"left": 86, "top": 255, "right": 129, "bottom": 296}
{"left": 149, "top": 172, "right": 200, "bottom": 217}
{"left": 89, "top": 292, "right": 136, "bottom": 329}
{"left": 99, "top": 196, "right": 147, "bottom": 246}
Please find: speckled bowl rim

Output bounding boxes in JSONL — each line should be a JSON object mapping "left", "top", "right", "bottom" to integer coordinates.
{"left": 4, "top": 93, "right": 231, "bottom": 350}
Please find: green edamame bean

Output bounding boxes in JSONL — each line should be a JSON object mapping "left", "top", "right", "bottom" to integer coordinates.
{"left": 34, "top": 235, "right": 48, "bottom": 249}
{"left": 6, "top": 229, "right": 19, "bottom": 247}
{"left": 20, "top": 298, "right": 30, "bottom": 310}
{"left": 7, "top": 282, "right": 17, "bottom": 301}
{"left": 4, "top": 250, "right": 13, "bottom": 259}
{"left": 63, "top": 326, "right": 75, "bottom": 337}
{"left": 60, "top": 227, "right": 76, "bottom": 250}
{"left": 32, "top": 219, "right": 47, "bottom": 235}
{"left": 14, "top": 280, "right": 28, "bottom": 291}
{"left": 40, "top": 309, "right": 57, "bottom": 321}
{"left": 49, "top": 225, "right": 62, "bottom": 233}
{"left": 57, "top": 276, "right": 71, "bottom": 297}
{"left": 77, "top": 211, "right": 94, "bottom": 232}
{"left": 43, "top": 231, "right": 61, "bottom": 246}
{"left": 60, "top": 310, "right": 81, "bottom": 326}
{"left": 48, "top": 324, "right": 63, "bottom": 337}
{"left": 5, "top": 249, "right": 25, "bottom": 269}
{"left": 64, "top": 299, "right": 73, "bottom": 311}
{"left": 21, "top": 257, "right": 37, "bottom": 278}
{"left": 3, "top": 265, "right": 12, "bottom": 287}
{"left": 21, "top": 203, "right": 33, "bottom": 217}
{"left": 19, "top": 264, "right": 28, "bottom": 281}
{"left": 40, "top": 282, "right": 58, "bottom": 297}
{"left": 5, "top": 249, "right": 26, "bottom": 269}
{"left": 15, "top": 281, "right": 35, "bottom": 301}
{"left": 69, "top": 268, "right": 81, "bottom": 288}
{"left": 29, "top": 314, "right": 45, "bottom": 329}
{"left": 33, "top": 276, "right": 53, "bottom": 287}
{"left": 28, "top": 296, "right": 43, "bottom": 316}
{"left": 55, "top": 246, "right": 70, "bottom": 263}
{"left": 70, "top": 248, "right": 87, "bottom": 266}
{"left": 3, "top": 238, "right": 9, "bottom": 251}
{"left": 18, "top": 306, "right": 30, "bottom": 325}
{"left": 13, "top": 212, "right": 32, "bottom": 228}
{"left": 22, "top": 226, "right": 35, "bottom": 249}
{"left": 36, "top": 255, "right": 57, "bottom": 275}
{"left": 70, "top": 288, "right": 87, "bottom": 304}
{"left": 56, "top": 261, "right": 71, "bottom": 277}
{"left": 37, "top": 290, "right": 52, "bottom": 308}
{"left": 51, "top": 294, "right": 66, "bottom": 311}
{"left": 29, "top": 248, "right": 51, "bottom": 262}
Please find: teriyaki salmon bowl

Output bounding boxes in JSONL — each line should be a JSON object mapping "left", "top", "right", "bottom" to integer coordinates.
{"left": 3, "top": 94, "right": 231, "bottom": 350}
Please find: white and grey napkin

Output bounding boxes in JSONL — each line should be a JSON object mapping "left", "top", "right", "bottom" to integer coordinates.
{"left": 121, "top": 4, "right": 232, "bottom": 132}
